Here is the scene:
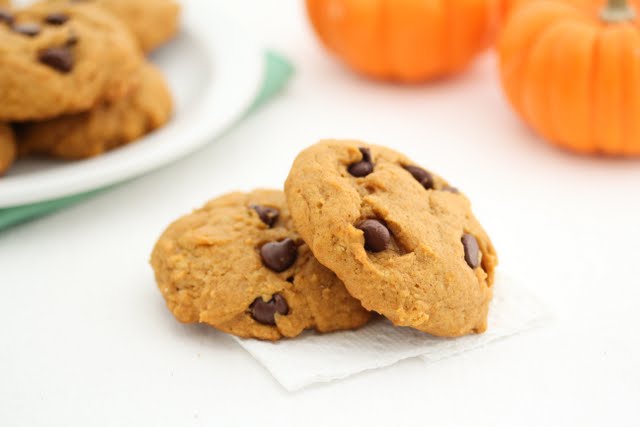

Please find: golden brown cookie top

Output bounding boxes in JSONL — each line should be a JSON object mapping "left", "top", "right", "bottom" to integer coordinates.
{"left": 0, "top": 2, "right": 143, "bottom": 121}
{"left": 16, "top": 62, "right": 173, "bottom": 159}
{"left": 151, "top": 190, "right": 370, "bottom": 341}
{"left": 285, "top": 140, "right": 498, "bottom": 337}
{"left": 0, "top": 123, "right": 16, "bottom": 175}
{"left": 38, "top": 0, "right": 180, "bottom": 52}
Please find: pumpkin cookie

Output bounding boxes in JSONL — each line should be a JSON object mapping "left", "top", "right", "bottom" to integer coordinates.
{"left": 151, "top": 190, "right": 371, "bottom": 341}
{"left": 16, "top": 63, "right": 172, "bottom": 159}
{"left": 0, "top": 2, "right": 143, "bottom": 121}
{"left": 285, "top": 140, "right": 498, "bottom": 337}
{"left": 39, "top": 0, "right": 180, "bottom": 52}
{"left": 0, "top": 123, "right": 16, "bottom": 175}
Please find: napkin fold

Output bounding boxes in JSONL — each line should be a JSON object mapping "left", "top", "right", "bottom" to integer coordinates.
{"left": 0, "top": 51, "right": 294, "bottom": 232}
{"left": 234, "top": 273, "right": 550, "bottom": 391}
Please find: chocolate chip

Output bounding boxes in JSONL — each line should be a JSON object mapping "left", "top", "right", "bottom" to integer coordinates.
{"left": 273, "top": 294, "right": 288, "bottom": 314}
{"left": 462, "top": 234, "right": 480, "bottom": 269}
{"left": 45, "top": 13, "right": 69, "bottom": 25}
{"left": 357, "top": 219, "right": 390, "bottom": 252}
{"left": 348, "top": 147, "right": 374, "bottom": 177}
{"left": 349, "top": 161, "right": 373, "bottom": 177}
{"left": 251, "top": 205, "right": 279, "bottom": 228}
{"left": 442, "top": 186, "right": 459, "bottom": 193}
{"left": 403, "top": 165, "right": 434, "bottom": 190}
{"left": 250, "top": 294, "right": 289, "bottom": 325}
{"left": 360, "top": 147, "right": 372, "bottom": 162}
{"left": 260, "top": 238, "right": 297, "bottom": 272}
{"left": 38, "top": 47, "right": 74, "bottom": 73}
{"left": 12, "top": 23, "right": 40, "bottom": 37}
{"left": 0, "top": 9, "right": 13, "bottom": 25}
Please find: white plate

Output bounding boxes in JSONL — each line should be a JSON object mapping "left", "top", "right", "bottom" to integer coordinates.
{"left": 0, "top": 10, "right": 264, "bottom": 208}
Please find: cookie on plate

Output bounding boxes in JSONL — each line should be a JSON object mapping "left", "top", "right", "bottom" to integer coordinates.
{"left": 0, "top": 123, "right": 16, "bottom": 175}
{"left": 151, "top": 190, "right": 371, "bottom": 341}
{"left": 39, "top": 0, "right": 180, "bottom": 52}
{"left": 285, "top": 140, "right": 498, "bottom": 337}
{"left": 0, "top": 2, "right": 143, "bottom": 121}
{"left": 16, "top": 63, "right": 172, "bottom": 159}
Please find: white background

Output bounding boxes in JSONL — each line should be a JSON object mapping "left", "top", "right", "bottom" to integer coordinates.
{"left": 2, "top": 0, "right": 640, "bottom": 426}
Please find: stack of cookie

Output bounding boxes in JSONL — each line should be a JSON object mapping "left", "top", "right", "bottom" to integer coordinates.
{"left": 151, "top": 140, "right": 498, "bottom": 341}
{"left": 0, "top": 0, "right": 179, "bottom": 175}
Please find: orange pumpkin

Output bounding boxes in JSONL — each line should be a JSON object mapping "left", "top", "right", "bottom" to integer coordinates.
{"left": 306, "top": 0, "right": 502, "bottom": 82}
{"left": 499, "top": 0, "right": 640, "bottom": 155}
{"left": 499, "top": 0, "right": 530, "bottom": 20}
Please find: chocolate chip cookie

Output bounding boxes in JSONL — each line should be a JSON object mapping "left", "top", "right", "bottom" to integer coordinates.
{"left": 151, "top": 190, "right": 371, "bottom": 341}
{"left": 0, "top": 2, "right": 143, "bottom": 121}
{"left": 39, "top": 0, "right": 180, "bottom": 52}
{"left": 285, "top": 140, "right": 498, "bottom": 337}
{"left": 0, "top": 123, "right": 16, "bottom": 175}
{"left": 16, "top": 62, "right": 172, "bottom": 159}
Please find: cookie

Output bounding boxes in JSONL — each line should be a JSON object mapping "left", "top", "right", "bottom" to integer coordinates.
{"left": 16, "top": 62, "right": 172, "bottom": 159}
{"left": 0, "top": 2, "right": 143, "bottom": 121}
{"left": 0, "top": 123, "right": 16, "bottom": 175}
{"left": 151, "top": 190, "right": 371, "bottom": 341}
{"left": 39, "top": 0, "right": 180, "bottom": 52}
{"left": 285, "top": 140, "right": 498, "bottom": 337}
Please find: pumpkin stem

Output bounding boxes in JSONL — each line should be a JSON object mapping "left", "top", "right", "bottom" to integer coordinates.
{"left": 601, "top": 0, "right": 636, "bottom": 22}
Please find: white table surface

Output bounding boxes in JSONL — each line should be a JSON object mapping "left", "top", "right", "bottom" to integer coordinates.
{"left": 2, "top": 1, "right": 640, "bottom": 426}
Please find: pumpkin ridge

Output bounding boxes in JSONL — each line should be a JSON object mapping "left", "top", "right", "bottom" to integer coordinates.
{"left": 550, "top": 21, "right": 597, "bottom": 150}
{"left": 612, "top": 27, "right": 626, "bottom": 153}
{"left": 592, "top": 27, "right": 624, "bottom": 153}
{"left": 582, "top": 22, "right": 599, "bottom": 154}
{"left": 619, "top": 25, "right": 639, "bottom": 155}
{"left": 623, "top": 24, "right": 640, "bottom": 155}
{"left": 378, "top": 0, "right": 389, "bottom": 79}
{"left": 449, "top": 1, "right": 484, "bottom": 74}
{"left": 548, "top": 21, "right": 579, "bottom": 146}
{"left": 380, "top": 0, "right": 391, "bottom": 80}
{"left": 500, "top": 2, "right": 578, "bottom": 123}
{"left": 432, "top": 0, "right": 448, "bottom": 79}
{"left": 582, "top": 21, "right": 600, "bottom": 153}
{"left": 443, "top": 0, "right": 453, "bottom": 73}
{"left": 520, "top": 19, "right": 569, "bottom": 141}
{"left": 377, "top": 0, "right": 390, "bottom": 79}
{"left": 613, "top": 27, "right": 628, "bottom": 154}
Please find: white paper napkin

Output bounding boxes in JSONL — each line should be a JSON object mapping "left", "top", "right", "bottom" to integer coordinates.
{"left": 234, "top": 273, "right": 550, "bottom": 391}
